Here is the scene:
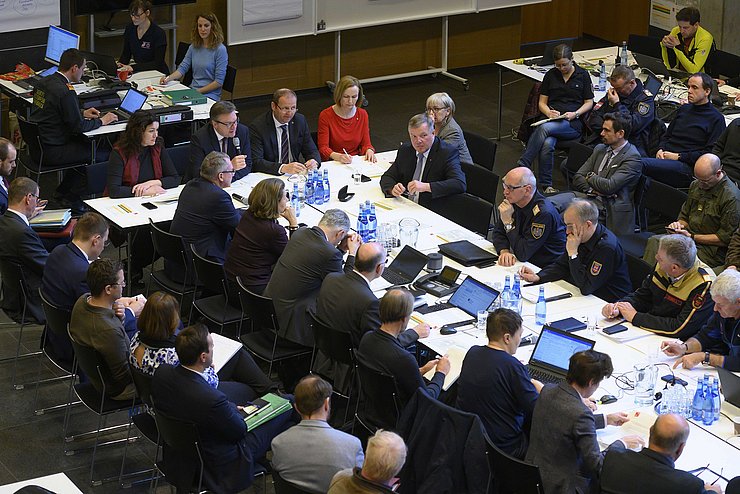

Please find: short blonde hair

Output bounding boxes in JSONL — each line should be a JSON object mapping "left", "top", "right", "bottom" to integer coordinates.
{"left": 362, "top": 430, "right": 407, "bottom": 483}
{"left": 333, "top": 75, "right": 363, "bottom": 107}
{"left": 191, "top": 12, "right": 224, "bottom": 48}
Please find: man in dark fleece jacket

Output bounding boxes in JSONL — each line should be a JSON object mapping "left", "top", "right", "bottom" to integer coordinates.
{"left": 642, "top": 72, "right": 725, "bottom": 188}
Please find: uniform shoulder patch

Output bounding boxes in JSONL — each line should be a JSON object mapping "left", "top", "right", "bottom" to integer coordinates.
{"left": 532, "top": 204, "right": 540, "bottom": 216}
{"left": 692, "top": 293, "right": 706, "bottom": 309}
{"left": 66, "top": 83, "right": 74, "bottom": 91}
{"left": 531, "top": 222, "right": 545, "bottom": 239}
{"left": 637, "top": 102, "right": 650, "bottom": 115}
{"left": 590, "top": 261, "right": 602, "bottom": 276}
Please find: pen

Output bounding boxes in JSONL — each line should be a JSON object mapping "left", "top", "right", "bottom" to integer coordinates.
{"left": 544, "top": 293, "right": 573, "bottom": 303}
{"left": 342, "top": 148, "right": 351, "bottom": 161}
{"left": 118, "top": 204, "right": 132, "bottom": 213}
{"left": 436, "top": 234, "right": 449, "bottom": 242}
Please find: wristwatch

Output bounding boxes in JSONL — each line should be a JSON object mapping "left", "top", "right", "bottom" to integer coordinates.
{"left": 569, "top": 253, "right": 578, "bottom": 260}
{"left": 703, "top": 352, "right": 711, "bottom": 365}
{"left": 504, "top": 223, "right": 514, "bottom": 232}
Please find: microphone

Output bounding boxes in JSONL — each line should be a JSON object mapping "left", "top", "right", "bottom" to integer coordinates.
{"left": 233, "top": 136, "right": 241, "bottom": 155}
{"left": 232, "top": 193, "right": 248, "bottom": 206}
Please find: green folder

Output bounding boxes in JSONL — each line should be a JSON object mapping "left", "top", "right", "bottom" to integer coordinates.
{"left": 243, "top": 393, "right": 292, "bottom": 431}
{"left": 163, "top": 88, "right": 207, "bottom": 106}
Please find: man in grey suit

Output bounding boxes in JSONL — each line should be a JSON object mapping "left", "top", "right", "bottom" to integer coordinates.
{"left": 265, "top": 209, "right": 361, "bottom": 347}
{"left": 571, "top": 112, "right": 642, "bottom": 235}
{"left": 271, "top": 375, "right": 364, "bottom": 493}
{"left": 526, "top": 350, "right": 645, "bottom": 494}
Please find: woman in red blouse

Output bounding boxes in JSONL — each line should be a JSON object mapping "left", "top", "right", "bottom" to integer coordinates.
{"left": 317, "top": 75, "right": 376, "bottom": 163}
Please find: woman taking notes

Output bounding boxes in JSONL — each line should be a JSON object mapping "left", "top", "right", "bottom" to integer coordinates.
{"left": 117, "top": 0, "right": 169, "bottom": 75}
{"left": 426, "top": 92, "right": 473, "bottom": 165}
{"left": 516, "top": 44, "right": 593, "bottom": 193}
{"left": 318, "top": 75, "right": 376, "bottom": 163}
{"left": 160, "top": 12, "right": 227, "bottom": 100}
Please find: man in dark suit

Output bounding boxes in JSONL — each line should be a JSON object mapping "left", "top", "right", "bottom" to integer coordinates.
{"left": 151, "top": 324, "right": 293, "bottom": 494}
{"left": 0, "top": 178, "right": 48, "bottom": 323}
{"left": 186, "top": 100, "right": 252, "bottom": 183}
{"left": 600, "top": 413, "right": 722, "bottom": 494}
{"left": 250, "top": 88, "right": 321, "bottom": 175}
{"left": 169, "top": 152, "right": 243, "bottom": 275}
{"left": 571, "top": 112, "right": 642, "bottom": 235}
{"left": 526, "top": 350, "right": 644, "bottom": 494}
{"left": 0, "top": 138, "right": 16, "bottom": 215}
{"left": 380, "top": 113, "right": 466, "bottom": 208}
{"left": 264, "top": 209, "right": 361, "bottom": 347}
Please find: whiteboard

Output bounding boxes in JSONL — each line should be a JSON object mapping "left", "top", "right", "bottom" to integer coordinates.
{"left": 475, "top": 0, "right": 550, "bottom": 11}
{"left": 0, "top": 0, "right": 60, "bottom": 33}
{"left": 227, "top": 0, "right": 315, "bottom": 45}
{"left": 315, "top": 0, "right": 476, "bottom": 33}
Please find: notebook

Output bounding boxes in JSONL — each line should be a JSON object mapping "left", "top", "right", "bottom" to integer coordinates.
{"left": 110, "top": 88, "right": 148, "bottom": 121}
{"left": 716, "top": 367, "right": 740, "bottom": 409}
{"left": 416, "top": 276, "right": 499, "bottom": 325}
{"left": 380, "top": 245, "right": 429, "bottom": 286}
{"left": 526, "top": 325, "right": 595, "bottom": 384}
{"left": 548, "top": 317, "right": 587, "bottom": 333}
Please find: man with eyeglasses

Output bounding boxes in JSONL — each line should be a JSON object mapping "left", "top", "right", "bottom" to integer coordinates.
{"left": 492, "top": 167, "right": 566, "bottom": 268}
{"left": 0, "top": 177, "right": 49, "bottom": 323}
{"left": 187, "top": 100, "right": 251, "bottom": 182}
{"left": 250, "top": 88, "right": 321, "bottom": 175}
{"left": 0, "top": 137, "right": 17, "bottom": 215}
{"left": 643, "top": 153, "right": 740, "bottom": 270}
{"left": 581, "top": 65, "right": 655, "bottom": 157}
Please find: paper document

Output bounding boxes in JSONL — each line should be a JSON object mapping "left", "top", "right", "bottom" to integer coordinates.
{"left": 211, "top": 333, "right": 243, "bottom": 373}
{"left": 424, "top": 346, "right": 468, "bottom": 391}
{"left": 531, "top": 114, "right": 568, "bottom": 127}
{"left": 412, "top": 308, "right": 471, "bottom": 327}
{"left": 435, "top": 229, "right": 481, "bottom": 243}
{"left": 521, "top": 283, "right": 571, "bottom": 303}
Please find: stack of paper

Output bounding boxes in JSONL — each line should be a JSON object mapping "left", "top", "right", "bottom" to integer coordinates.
{"left": 30, "top": 209, "right": 71, "bottom": 230}
{"left": 423, "top": 346, "right": 469, "bottom": 391}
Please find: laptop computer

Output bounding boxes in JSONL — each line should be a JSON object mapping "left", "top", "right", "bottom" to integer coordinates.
{"left": 15, "top": 66, "right": 58, "bottom": 91}
{"left": 633, "top": 52, "right": 691, "bottom": 80}
{"left": 417, "top": 276, "right": 500, "bottom": 324}
{"left": 110, "top": 88, "right": 148, "bottom": 121}
{"left": 525, "top": 38, "right": 575, "bottom": 67}
{"left": 716, "top": 367, "right": 740, "bottom": 409}
{"left": 380, "top": 245, "right": 429, "bottom": 286}
{"left": 526, "top": 325, "right": 595, "bottom": 384}
{"left": 643, "top": 72, "right": 663, "bottom": 96}
{"left": 80, "top": 50, "right": 119, "bottom": 79}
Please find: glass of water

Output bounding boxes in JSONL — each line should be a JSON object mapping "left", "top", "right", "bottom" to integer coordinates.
{"left": 352, "top": 167, "right": 362, "bottom": 186}
{"left": 477, "top": 310, "right": 488, "bottom": 330}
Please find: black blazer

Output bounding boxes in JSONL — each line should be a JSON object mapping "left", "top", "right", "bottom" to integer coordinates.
{"left": 187, "top": 123, "right": 252, "bottom": 183}
{"left": 41, "top": 242, "right": 89, "bottom": 311}
{"left": 264, "top": 226, "right": 355, "bottom": 346}
{"left": 0, "top": 211, "right": 48, "bottom": 323}
{"left": 249, "top": 111, "right": 321, "bottom": 175}
{"left": 380, "top": 137, "right": 466, "bottom": 208}
{"left": 600, "top": 447, "right": 706, "bottom": 494}
{"left": 169, "top": 178, "right": 242, "bottom": 265}
{"left": 0, "top": 182, "right": 8, "bottom": 215}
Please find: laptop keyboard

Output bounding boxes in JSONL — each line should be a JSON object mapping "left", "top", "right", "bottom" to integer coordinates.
{"left": 419, "top": 303, "right": 452, "bottom": 314}
{"left": 382, "top": 270, "right": 409, "bottom": 285}
{"left": 527, "top": 366, "right": 564, "bottom": 385}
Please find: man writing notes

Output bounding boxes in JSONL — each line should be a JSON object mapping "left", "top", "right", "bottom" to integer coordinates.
{"left": 380, "top": 113, "right": 465, "bottom": 207}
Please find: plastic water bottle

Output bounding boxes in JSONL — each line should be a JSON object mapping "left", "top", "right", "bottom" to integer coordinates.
{"left": 620, "top": 41, "right": 628, "bottom": 66}
{"left": 501, "top": 275, "right": 515, "bottom": 311}
{"left": 691, "top": 380, "right": 704, "bottom": 421}
{"left": 513, "top": 274, "right": 523, "bottom": 314}
{"left": 298, "top": 182, "right": 305, "bottom": 209}
{"left": 305, "top": 171, "right": 315, "bottom": 205}
{"left": 535, "top": 286, "right": 547, "bottom": 326}
{"left": 315, "top": 174, "right": 325, "bottom": 205}
{"left": 711, "top": 378, "right": 721, "bottom": 422}
{"left": 702, "top": 375, "right": 713, "bottom": 426}
{"left": 291, "top": 183, "right": 300, "bottom": 218}
{"left": 357, "top": 203, "right": 368, "bottom": 241}
{"left": 367, "top": 202, "right": 377, "bottom": 241}
{"left": 322, "top": 169, "right": 330, "bottom": 203}
{"left": 598, "top": 60, "right": 607, "bottom": 91}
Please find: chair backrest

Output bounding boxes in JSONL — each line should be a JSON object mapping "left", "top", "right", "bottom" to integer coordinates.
{"left": 271, "top": 469, "right": 315, "bottom": 494}
{"left": 626, "top": 253, "right": 653, "bottom": 292}
{"left": 190, "top": 244, "right": 228, "bottom": 295}
{"left": 486, "top": 437, "right": 545, "bottom": 494}
{"left": 646, "top": 117, "right": 666, "bottom": 157}
{"left": 641, "top": 178, "right": 687, "bottom": 223}
{"left": 237, "top": 277, "right": 281, "bottom": 334}
{"left": 427, "top": 193, "right": 493, "bottom": 237}
{"left": 707, "top": 49, "right": 740, "bottom": 80}
{"left": 462, "top": 130, "right": 497, "bottom": 171}
{"left": 16, "top": 116, "right": 43, "bottom": 165}
{"left": 39, "top": 290, "right": 71, "bottom": 339}
{"left": 150, "top": 220, "right": 193, "bottom": 282}
{"left": 223, "top": 65, "right": 237, "bottom": 99}
{"left": 153, "top": 405, "right": 201, "bottom": 455}
{"left": 165, "top": 145, "right": 190, "bottom": 180}
{"left": 627, "top": 34, "right": 663, "bottom": 59}
{"left": 130, "top": 365, "right": 155, "bottom": 408}
{"left": 86, "top": 160, "right": 108, "bottom": 196}
{"left": 565, "top": 142, "right": 594, "bottom": 175}
{"left": 461, "top": 162, "right": 498, "bottom": 204}
{"left": 175, "top": 42, "right": 193, "bottom": 86}
{"left": 310, "top": 313, "right": 355, "bottom": 366}
{"left": 68, "top": 331, "right": 108, "bottom": 395}
{"left": 356, "top": 360, "right": 400, "bottom": 431}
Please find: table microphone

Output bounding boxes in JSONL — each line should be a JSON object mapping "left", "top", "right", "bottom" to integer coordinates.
{"left": 233, "top": 136, "right": 241, "bottom": 154}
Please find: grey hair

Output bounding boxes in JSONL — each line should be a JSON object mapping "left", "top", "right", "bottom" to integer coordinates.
{"left": 209, "top": 100, "right": 236, "bottom": 120}
{"left": 199, "top": 151, "right": 231, "bottom": 180}
{"left": 408, "top": 113, "right": 434, "bottom": 131}
{"left": 658, "top": 234, "right": 697, "bottom": 269}
{"left": 426, "top": 92, "right": 456, "bottom": 114}
{"left": 567, "top": 199, "right": 599, "bottom": 224}
{"left": 363, "top": 430, "right": 407, "bottom": 482}
{"left": 710, "top": 269, "right": 740, "bottom": 301}
{"left": 318, "top": 208, "right": 351, "bottom": 232}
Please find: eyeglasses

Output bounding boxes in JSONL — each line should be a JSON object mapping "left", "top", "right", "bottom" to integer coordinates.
{"left": 502, "top": 182, "right": 526, "bottom": 191}
{"left": 111, "top": 281, "right": 127, "bottom": 288}
{"left": 277, "top": 106, "right": 297, "bottom": 112}
{"left": 426, "top": 107, "right": 448, "bottom": 113}
{"left": 214, "top": 119, "right": 239, "bottom": 128}
{"left": 129, "top": 10, "right": 145, "bottom": 18}
{"left": 220, "top": 169, "right": 236, "bottom": 175}
{"left": 28, "top": 193, "right": 39, "bottom": 200}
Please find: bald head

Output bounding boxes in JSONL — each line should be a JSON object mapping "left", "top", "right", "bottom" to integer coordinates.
{"left": 503, "top": 167, "right": 536, "bottom": 207}
{"left": 354, "top": 242, "right": 386, "bottom": 277}
{"left": 694, "top": 153, "right": 721, "bottom": 176}
{"left": 505, "top": 167, "right": 536, "bottom": 188}
{"left": 649, "top": 413, "right": 690, "bottom": 459}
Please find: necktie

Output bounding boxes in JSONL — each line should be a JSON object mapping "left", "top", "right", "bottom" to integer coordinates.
{"left": 597, "top": 150, "right": 614, "bottom": 174}
{"left": 1, "top": 176, "right": 8, "bottom": 191}
{"left": 413, "top": 152, "right": 424, "bottom": 181}
{"left": 280, "top": 125, "right": 290, "bottom": 164}
{"left": 221, "top": 138, "right": 228, "bottom": 154}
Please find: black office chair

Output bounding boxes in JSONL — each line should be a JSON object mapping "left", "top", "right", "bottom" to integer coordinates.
{"left": 461, "top": 162, "right": 499, "bottom": 204}
{"left": 190, "top": 244, "right": 243, "bottom": 335}
{"left": 165, "top": 145, "right": 190, "bottom": 181}
{"left": 148, "top": 220, "right": 197, "bottom": 320}
{"left": 627, "top": 34, "right": 663, "bottom": 59}
{"left": 706, "top": 49, "right": 740, "bottom": 80}
{"left": 271, "top": 469, "right": 314, "bottom": 494}
{"left": 223, "top": 65, "right": 237, "bottom": 101}
{"left": 463, "top": 130, "right": 497, "bottom": 171}
{"left": 152, "top": 407, "right": 206, "bottom": 493}
{"left": 561, "top": 142, "right": 594, "bottom": 187}
{"left": 237, "top": 278, "right": 313, "bottom": 379}
{"left": 427, "top": 193, "right": 494, "bottom": 237}
{"left": 626, "top": 253, "right": 654, "bottom": 292}
{"left": 174, "top": 42, "right": 192, "bottom": 86}
{"left": 85, "top": 160, "right": 108, "bottom": 198}
{"left": 354, "top": 360, "right": 401, "bottom": 435}
{"left": 309, "top": 313, "right": 358, "bottom": 426}
{"left": 486, "top": 437, "right": 546, "bottom": 494}
{"left": 119, "top": 366, "right": 159, "bottom": 488}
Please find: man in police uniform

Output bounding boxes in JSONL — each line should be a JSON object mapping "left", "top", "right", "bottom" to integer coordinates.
{"left": 663, "top": 269, "right": 740, "bottom": 371}
{"left": 31, "top": 48, "right": 117, "bottom": 207}
{"left": 519, "top": 199, "right": 631, "bottom": 302}
{"left": 644, "top": 153, "right": 740, "bottom": 270}
{"left": 603, "top": 235, "right": 714, "bottom": 341}
{"left": 583, "top": 65, "right": 655, "bottom": 157}
{"left": 492, "top": 167, "right": 566, "bottom": 268}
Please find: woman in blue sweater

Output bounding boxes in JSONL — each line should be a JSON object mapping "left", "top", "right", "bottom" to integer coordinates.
{"left": 160, "top": 12, "right": 227, "bottom": 100}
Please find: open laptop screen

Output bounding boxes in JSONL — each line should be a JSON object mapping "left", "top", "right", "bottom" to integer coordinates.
{"left": 45, "top": 26, "right": 80, "bottom": 66}
{"left": 448, "top": 277, "right": 499, "bottom": 316}
{"left": 119, "top": 89, "right": 148, "bottom": 114}
{"left": 530, "top": 326, "right": 595, "bottom": 373}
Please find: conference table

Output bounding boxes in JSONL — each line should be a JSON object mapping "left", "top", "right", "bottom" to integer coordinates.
{"left": 84, "top": 150, "right": 740, "bottom": 485}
